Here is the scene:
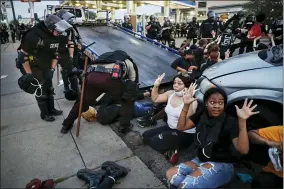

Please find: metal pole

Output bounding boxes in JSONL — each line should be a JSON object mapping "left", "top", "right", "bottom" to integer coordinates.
{"left": 10, "top": 0, "right": 16, "bottom": 22}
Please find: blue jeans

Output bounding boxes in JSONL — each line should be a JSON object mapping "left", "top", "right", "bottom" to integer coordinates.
{"left": 170, "top": 157, "right": 234, "bottom": 188}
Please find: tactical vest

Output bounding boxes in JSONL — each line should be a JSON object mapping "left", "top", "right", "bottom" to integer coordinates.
{"left": 89, "top": 50, "right": 139, "bottom": 83}
{"left": 21, "top": 22, "right": 61, "bottom": 70}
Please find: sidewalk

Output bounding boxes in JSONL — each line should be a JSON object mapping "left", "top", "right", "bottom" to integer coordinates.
{"left": 0, "top": 42, "right": 165, "bottom": 188}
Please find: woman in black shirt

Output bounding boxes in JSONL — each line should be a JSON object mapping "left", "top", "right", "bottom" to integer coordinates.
{"left": 166, "top": 87, "right": 259, "bottom": 188}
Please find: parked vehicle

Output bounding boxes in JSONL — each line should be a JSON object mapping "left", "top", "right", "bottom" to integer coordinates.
{"left": 195, "top": 46, "right": 283, "bottom": 130}
{"left": 45, "top": 5, "right": 87, "bottom": 25}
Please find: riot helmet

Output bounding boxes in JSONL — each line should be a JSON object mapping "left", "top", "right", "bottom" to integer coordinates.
{"left": 192, "top": 17, "right": 197, "bottom": 22}
{"left": 237, "top": 10, "right": 245, "bottom": 18}
{"left": 44, "top": 14, "right": 72, "bottom": 35}
{"left": 150, "top": 15, "right": 157, "bottom": 22}
{"left": 124, "top": 15, "right": 130, "bottom": 22}
{"left": 207, "top": 10, "right": 215, "bottom": 19}
{"left": 55, "top": 9, "right": 75, "bottom": 24}
{"left": 246, "top": 13, "right": 255, "bottom": 22}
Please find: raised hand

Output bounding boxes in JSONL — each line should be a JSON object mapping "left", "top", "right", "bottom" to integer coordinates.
{"left": 154, "top": 73, "right": 165, "bottom": 87}
{"left": 182, "top": 82, "right": 199, "bottom": 105}
{"left": 235, "top": 99, "right": 259, "bottom": 120}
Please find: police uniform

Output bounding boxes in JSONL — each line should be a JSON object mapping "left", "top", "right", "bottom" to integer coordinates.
{"left": 186, "top": 19, "right": 199, "bottom": 40}
{"left": 200, "top": 18, "right": 219, "bottom": 39}
{"left": 58, "top": 29, "right": 80, "bottom": 93}
{"left": 61, "top": 50, "right": 138, "bottom": 134}
{"left": 146, "top": 16, "right": 161, "bottom": 40}
{"left": 161, "top": 20, "right": 173, "bottom": 45}
{"left": 239, "top": 16, "right": 255, "bottom": 54}
{"left": 18, "top": 16, "right": 72, "bottom": 122}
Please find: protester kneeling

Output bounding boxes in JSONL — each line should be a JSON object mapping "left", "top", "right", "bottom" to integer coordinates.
{"left": 142, "top": 73, "right": 199, "bottom": 164}
{"left": 166, "top": 87, "right": 259, "bottom": 188}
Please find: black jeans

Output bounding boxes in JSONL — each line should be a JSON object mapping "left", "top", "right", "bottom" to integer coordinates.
{"left": 251, "top": 171, "right": 283, "bottom": 188}
{"left": 142, "top": 125, "right": 195, "bottom": 154}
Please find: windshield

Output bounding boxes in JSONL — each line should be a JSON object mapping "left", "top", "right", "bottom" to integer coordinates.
{"left": 55, "top": 8, "right": 82, "bottom": 18}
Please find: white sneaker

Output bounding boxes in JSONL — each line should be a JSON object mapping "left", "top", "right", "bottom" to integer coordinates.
{"left": 268, "top": 147, "right": 282, "bottom": 171}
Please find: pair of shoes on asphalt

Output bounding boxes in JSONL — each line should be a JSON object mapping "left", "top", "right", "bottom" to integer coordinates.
{"left": 77, "top": 161, "right": 129, "bottom": 188}
{"left": 269, "top": 147, "right": 282, "bottom": 171}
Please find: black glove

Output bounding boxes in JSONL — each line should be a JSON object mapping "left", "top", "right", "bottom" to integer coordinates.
{"left": 25, "top": 73, "right": 34, "bottom": 82}
{"left": 46, "top": 68, "right": 55, "bottom": 80}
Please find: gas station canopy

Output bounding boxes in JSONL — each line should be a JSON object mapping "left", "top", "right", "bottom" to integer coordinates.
{"left": 61, "top": 0, "right": 195, "bottom": 10}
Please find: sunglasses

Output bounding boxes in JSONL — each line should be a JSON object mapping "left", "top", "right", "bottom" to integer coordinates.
{"left": 177, "top": 72, "right": 190, "bottom": 77}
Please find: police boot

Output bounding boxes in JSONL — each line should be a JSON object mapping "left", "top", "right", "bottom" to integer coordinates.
{"left": 47, "top": 95, "right": 63, "bottom": 116}
{"left": 77, "top": 169, "right": 107, "bottom": 188}
{"left": 101, "top": 161, "right": 128, "bottom": 180}
{"left": 37, "top": 101, "right": 55, "bottom": 122}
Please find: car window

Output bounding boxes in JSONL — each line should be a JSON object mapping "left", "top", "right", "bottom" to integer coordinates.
{"left": 258, "top": 46, "right": 283, "bottom": 65}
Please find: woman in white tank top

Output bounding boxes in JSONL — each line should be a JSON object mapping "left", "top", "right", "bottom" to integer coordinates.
{"left": 142, "top": 72, "right": 199, "bottom": 164}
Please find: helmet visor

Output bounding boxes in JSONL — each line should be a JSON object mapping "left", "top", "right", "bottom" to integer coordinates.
{"left": 61, "top": 11, "right": 75, "bottom": 24}
{"left": 54, "top": 20, "right": 72, "bottom": 33}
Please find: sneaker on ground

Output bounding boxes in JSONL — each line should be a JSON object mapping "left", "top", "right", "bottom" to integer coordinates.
{"left": 137, "top": 117, "right": 157, "bottom": 128}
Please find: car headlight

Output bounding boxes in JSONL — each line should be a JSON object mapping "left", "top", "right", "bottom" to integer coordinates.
{"left": 199, "top": 78, "right": 216, "bottom": 94}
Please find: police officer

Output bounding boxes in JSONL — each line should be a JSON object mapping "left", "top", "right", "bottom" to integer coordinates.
{"left": 239, "top": 13, "right": 255, "bottom": 54}
{"left": 200, "top": 10, "right": 219, "bottom": 41}
{"left": 55, "top": 9, "right": 82, "bottom": 94}
{"left": 161, "top": 18, "right": 173, "bottom": 45}
{"left": 17, "top": 15, "right": 72, "bottom": 122}
{"left": 122, "top": 15, "right": 133, "bottom": 31}
{"left": 60, "top": 50, "right": 139, "bottom": 134}
{"left": 221, "top": 11, "right": 246, "bottom": 56}
{"left": 186, "top": 17, "right": 199, "bottom": 43}
{"left": 145, "top": 15, "right": 161, "bottom": 40}
{"left": 271, "top": 14, "right": 283, "bottom": 45}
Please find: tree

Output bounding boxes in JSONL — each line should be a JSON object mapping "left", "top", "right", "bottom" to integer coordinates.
{"left": 242, "top": 0, "right": 282, "bottom": 20}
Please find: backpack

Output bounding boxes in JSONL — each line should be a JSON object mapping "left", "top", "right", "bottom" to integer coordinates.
{"left": 248, "top": 23, "right": 262, "bottom": 40}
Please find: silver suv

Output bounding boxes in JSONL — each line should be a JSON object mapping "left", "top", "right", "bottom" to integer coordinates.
{"left": 195, "top": 46, "right": 283, "bottom": 130}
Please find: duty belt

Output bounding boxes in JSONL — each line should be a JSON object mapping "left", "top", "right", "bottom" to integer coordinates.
{"left": 88, "top": 65, "right": 116, "bottom": 74}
